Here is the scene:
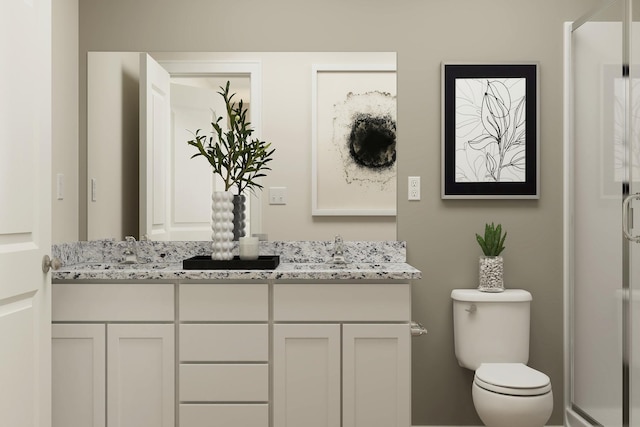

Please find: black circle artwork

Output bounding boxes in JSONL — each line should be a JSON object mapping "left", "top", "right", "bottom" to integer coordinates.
{"left": 348, "top": 113, "right": 396, "bottom": 170}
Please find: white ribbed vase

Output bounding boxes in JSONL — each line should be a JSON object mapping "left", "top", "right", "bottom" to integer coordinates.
{"left": 478, "top": 256, "right": 504, "bottom": 292}
{"left": 211, "top": 191, "right": 235, "bottom": 260}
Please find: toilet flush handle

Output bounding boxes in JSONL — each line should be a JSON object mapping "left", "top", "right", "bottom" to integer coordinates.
{"left": 465, "top": 304, "right": 477, "bottom": 314}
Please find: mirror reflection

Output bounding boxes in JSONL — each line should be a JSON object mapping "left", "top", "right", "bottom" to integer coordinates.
{"left": 171, "top": 75, "right": 254, "bottom": 240}
{"left": 86, "top": 52, "right": 397, "bottom": 242}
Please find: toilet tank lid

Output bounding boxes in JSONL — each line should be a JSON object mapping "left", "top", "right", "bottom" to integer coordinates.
{"left": 451, "top": 289, "right": 532, "bottom": 302}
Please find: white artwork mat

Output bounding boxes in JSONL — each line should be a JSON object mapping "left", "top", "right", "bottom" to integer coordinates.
{"left": 312, "top": 64, "right": 397, "bottom": 216}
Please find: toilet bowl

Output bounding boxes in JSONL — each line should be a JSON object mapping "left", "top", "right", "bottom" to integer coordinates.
{"left": 472, "top": 363, "right": 553, "bottom": 427}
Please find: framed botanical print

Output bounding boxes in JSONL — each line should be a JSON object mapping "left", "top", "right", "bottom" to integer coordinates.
{"left": 441, "top": 63, "right": 539, "bottom": 199}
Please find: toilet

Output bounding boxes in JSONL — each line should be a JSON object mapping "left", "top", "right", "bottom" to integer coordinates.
{"left": 451, "top": 289, "right": 553, "bottom": 427}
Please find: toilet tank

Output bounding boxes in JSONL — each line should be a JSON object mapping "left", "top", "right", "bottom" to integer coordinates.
{"left": 451, "top": 289, "right": 532, "bottom": 370}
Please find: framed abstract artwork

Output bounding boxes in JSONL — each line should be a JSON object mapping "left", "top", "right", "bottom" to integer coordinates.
{"left": 312, "top": 63, "right": 397, "bottom": 215}
{"left": 441, "top": 63, "right": 539, "bottom": 199}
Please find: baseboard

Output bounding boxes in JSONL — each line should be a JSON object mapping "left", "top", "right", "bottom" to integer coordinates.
{"left": 412, "top": 425, "right": 563, "bottom": 427}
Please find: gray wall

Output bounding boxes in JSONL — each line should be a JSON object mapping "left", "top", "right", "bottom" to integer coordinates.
{"left": 52, "top": 0, "right": 79, "bottom": 242}
{"left": 78, "top": 0, "right": 600, "bottom": 424}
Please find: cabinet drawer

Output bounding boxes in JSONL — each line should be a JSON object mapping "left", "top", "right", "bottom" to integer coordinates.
{"left": 180, "top": 404, "right": 268, "bottom": 427}
{"left": 53, "top": 284, "right": 174, "bottom": 321}
{"left": 180, "top": 324, "right": 268, "bottom": 362}
{"left": 180, "top": 284, "right": 268, "bottom": 321}
{"left": 274, "top": 284, "right": 411, "bottom": 321}
{"left": 179, "top": 364, "right": 268, "bottom": 402}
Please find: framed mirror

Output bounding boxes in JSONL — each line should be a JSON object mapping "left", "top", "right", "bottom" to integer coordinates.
{"left": 86, "top": 52, "right": 397, "bottom": 241}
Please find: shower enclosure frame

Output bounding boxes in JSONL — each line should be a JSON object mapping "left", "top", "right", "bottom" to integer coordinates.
{"left": 564, "top": 1, "right": 634, "bottom": 426}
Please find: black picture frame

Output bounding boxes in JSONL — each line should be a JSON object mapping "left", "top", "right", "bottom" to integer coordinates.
{"left": 441, "top": 63, "right": 539, "bottom": 199}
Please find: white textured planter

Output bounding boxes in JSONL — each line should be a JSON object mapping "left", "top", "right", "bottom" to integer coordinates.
{"left": 478, "top": 256, "right": 504, "bottom": 292}
{"left": 211, "top": 191, "right": 235, "bottom": 260}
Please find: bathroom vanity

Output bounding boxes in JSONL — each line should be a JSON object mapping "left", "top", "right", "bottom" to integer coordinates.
{"left": 51, "top": 240, "right": 421, "bottom": 427}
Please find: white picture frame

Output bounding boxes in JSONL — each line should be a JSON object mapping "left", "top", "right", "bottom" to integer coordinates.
{"left": 311, "top": 63, "right": 397, "bottom": 216}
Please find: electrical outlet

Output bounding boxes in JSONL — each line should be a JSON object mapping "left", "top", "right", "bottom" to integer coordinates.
{"left": 269, "top": 187, "right": 287, "bottom": 205}
{"left": 408, "top": 176, "right": 420, "bottom": 201}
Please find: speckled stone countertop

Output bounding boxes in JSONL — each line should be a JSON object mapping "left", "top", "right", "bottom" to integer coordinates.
{"left": 52, "top": 240, "right": 422, "bottom": 281}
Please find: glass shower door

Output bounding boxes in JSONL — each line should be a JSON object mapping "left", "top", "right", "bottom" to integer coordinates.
{"left": 570, "top": 1, "right": 625, "bottom": 425}
{"left": 628, "top": 3, "right": 640, "bottom": 426}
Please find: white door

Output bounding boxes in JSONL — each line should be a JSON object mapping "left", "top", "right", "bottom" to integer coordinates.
{"left": 140, "top": 53, "right": 171, "bottom": 241}
{"left": 169, "top": 82, "right": 220, "bottom": 240}
{"left": 0, "top": 1, "right": 52, "bottom": 427}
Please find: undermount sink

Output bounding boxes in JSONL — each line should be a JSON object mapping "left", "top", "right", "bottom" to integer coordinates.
{"left": 67, "top": 262, "right": 171, "bottom": 270}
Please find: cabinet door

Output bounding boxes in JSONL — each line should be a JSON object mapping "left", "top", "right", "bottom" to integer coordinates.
{"left": 107, "top": 324, "right": 174, "bottom": 427}
{"left": 52, "top": 324, "right": 106, "bottom": 427}
{"left": 343, "top": 324, "right": 411, "bottom": 427}
{"left": 273, "top": 324, "right": 341, "bottom": 427}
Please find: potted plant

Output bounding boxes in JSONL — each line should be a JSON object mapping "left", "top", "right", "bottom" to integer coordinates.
{"left": 187, "top": 81, "right": 275, "bottom": 258}
{"left": 475, "top": 222, "right": 507, "bottom": 292}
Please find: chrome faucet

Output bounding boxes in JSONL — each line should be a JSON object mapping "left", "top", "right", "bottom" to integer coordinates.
{"left": 330, "top": 235, "right": 347, "bottom": 264}
{"left": 122, "top": 236, "right": 138, "bottom": 264}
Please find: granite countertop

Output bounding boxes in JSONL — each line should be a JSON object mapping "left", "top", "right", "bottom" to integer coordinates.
{"left": 53, "top": 261, "right": 421, "bottom": 281}
{"left": 51, "top": 240, "right": 421, "bottom": 282}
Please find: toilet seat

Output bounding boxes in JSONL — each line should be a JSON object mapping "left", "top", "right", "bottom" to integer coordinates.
{"left": 474, "top": 363, "right": 551, "bottom": 397}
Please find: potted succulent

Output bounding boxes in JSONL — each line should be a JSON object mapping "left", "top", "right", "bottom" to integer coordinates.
{"left": 187, "top": 81, "right": 275, "bottom": 258}
{"left": 475, "top": 222, "right": 507, "bottom": 292}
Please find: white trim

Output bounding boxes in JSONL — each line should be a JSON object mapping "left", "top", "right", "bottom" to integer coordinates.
{"left": 411, "top": 425, "right": 563, "bottom": 427}
{"left": 562, "top": 20, "right": 576, "bottom": 427}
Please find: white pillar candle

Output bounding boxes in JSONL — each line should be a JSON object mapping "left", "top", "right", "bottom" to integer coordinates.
{"left": 239, "top": 236, "right": 260, "bottom": 260}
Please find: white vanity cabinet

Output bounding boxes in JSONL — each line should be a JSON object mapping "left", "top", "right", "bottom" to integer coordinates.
{"left": 51, "top": 275, "right": 416, "bottom": 427}
{"left": 272, "top": 283, "right": 412, "bottom": 427}
{"left": 52, "top": 283, "right": 175, "bottom": 427}
{"left": 178, "top": 284, "right": 269, "bottom": 427}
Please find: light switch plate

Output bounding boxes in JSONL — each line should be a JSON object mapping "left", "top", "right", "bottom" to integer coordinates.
{"left": 91, "top": 178, "right": 97, "bottom": 202}
{"left": 56, "top": 173, "right": 64, "bottom": 200}
{"left": 269, "top": 187, "right": 287, "bottom": 205}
